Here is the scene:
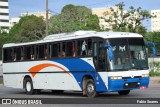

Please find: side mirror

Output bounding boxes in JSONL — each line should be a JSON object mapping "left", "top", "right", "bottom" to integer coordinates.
{"left": 146, "top": 42, "right": 156, "bottom": 57}
{"left": 104, "top": 45, "right": 114, "bottom": 61}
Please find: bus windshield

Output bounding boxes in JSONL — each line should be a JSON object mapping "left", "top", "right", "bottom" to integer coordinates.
{"left": 106, "top": 38, "right": 148, "bottom": 71}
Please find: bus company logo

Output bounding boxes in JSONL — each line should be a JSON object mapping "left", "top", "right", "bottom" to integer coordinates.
{"left": 28, "top": 63, "right": 72, "bottom": 77}
{"left": 2, "top": 99, "right": 11, "bottom": 104}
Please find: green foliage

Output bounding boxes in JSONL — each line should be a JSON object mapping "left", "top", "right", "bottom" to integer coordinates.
{"left": 103, "top": 2, "right": 152, "bottom": 36}
{"left": 49, "top": 4, "right": 100, "bottom": 34}
{"left": 9, "top": 15, "right": 46, "bottom": 42}
{"left": 0, "top": 78, "right": 3, "bottom": 84}
{"left": 149, "top": 71, "right": 160, "bottom": 77}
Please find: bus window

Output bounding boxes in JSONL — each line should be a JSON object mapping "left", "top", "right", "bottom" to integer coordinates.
{"left": 98, "top": 41, "right": 106, "bottom": 71}
{"left": 12, "top": 48, "right": 16, "bottom": 61}
{"left": 66, "top": 42, "right": 72, "bottom": 57}
{"left": 31, "top": 46, "right": 35, "bottom": 60}
{"left": 16, "top": 47, "right": 22, "bottom": 61}
{"left": 25, "top": 46, "right": 31, "bottom": 60}
{"left": 51, "top": 44, "right": 58, "bottom": 58}
{"left": 3, "top": 48, "right": 12, "bottom": 62}
{"left": 44, "top": 44, "right": 48, "bottom": 59}
{"left": 39, "top": 45, "right": 45, "bottom": 59}
{"left": 81, "top": 40, "right": 87, "bottom": 56}
{"left": 72, "top": 41, "right": 76, "bottom": 57}
{"left": 59, "top": 42, "right": 66, "bottom": 57}
{"left": 88, "top": 39, "right": 92, "bottom": 56}
{"left": 77, "top": 40, "right": 88, "bottom": 56}
{"left": 20, "top": 47, "right": 24, "bottom": 61}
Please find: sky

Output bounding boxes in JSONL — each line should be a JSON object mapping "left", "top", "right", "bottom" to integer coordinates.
{"left": 9, "top": 0, "right": 160, "bottom": 31}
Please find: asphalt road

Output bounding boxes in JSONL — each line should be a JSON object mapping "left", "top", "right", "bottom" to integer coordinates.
{"left": 0, "top": 84, "right": 160, "bottom": 107}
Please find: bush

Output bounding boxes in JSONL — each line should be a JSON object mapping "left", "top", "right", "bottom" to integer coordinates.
{"left": 149, "top": 71, "right": 160, "bottom": 77}
{"left": 0, "top": 77, "right": 3, "bottom": 84}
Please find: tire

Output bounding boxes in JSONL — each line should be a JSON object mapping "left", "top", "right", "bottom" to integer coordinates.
{"left": 24, "top": 78, "right": 36, "bottom": 95}
{"left": 51, "top": 90, "right": 64, "bottom": 94}
{"left": 118, "top": 90, "right": 130, "bottom": 95}
{"left": 85, "top": 79, "right": 97, "bottom": 98}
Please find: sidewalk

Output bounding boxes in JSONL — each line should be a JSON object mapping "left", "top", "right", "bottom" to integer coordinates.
{"left": 149, "top": 77, "right": 160, "bottom": 87}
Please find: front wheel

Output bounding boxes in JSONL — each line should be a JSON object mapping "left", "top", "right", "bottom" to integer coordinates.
{"left": 118, "top": 90, "right": 130, "bottom": 95}
{"left": 86, "top": 79, "right": 97, "bottom": 98}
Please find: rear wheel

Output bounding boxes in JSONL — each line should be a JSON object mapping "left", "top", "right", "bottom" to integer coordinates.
{"left": 86, "top": 79, "right": 97, "bottom": 98}
{"left": 118, "top": 90, "right": 130, "bottom": 95}
{"left": 24, "top": 78, "right": 36, "bottom": 95}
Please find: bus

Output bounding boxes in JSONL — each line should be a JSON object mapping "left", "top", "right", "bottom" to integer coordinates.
{"left": 2, "top": 31, "right": 149, "bottom": 98}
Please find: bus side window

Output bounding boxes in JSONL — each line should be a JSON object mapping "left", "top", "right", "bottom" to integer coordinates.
{"left": 61, "top": 42, "right": 66, "bottom": 57}
{"left": 88, "top": 39, "right": 92, "bottom": 56}
{"left": 72, "top": 41, "right": 76, "bottom": 57}
{"left": 81, "top": 40, "right": 87, "bottom": 56}
{"left": 31, "top": 46, "right": 35, "bottom": 60}
{"left": 25, "top": 46, "right": 31, "bottom": 60}
{"left": 51, "top": 44, "right": 58, "bottom": 58}
{"left": 3, "top": 48, "right": 12, "bottom": 62}
{"left": 12, "top": 48, "right": 16, "bottom": 61}
{"left": 20, "top": 47, "right": 24, "bottom": 61}
{"left": 44, "top": 44, "right": 48, "bottom": 59}
{"left": 98, "top": 41, "right": 106, "bottom": 71}
{"left": 93, "top": 42, "right": 98, "bottom": 69}
{"left": 39, "top": 45, "right": 45, "bottom": 59}
{"left": 16, "top": 47, "right": 21, "bottom": 61}
{"left": 66, "top": 42, "right": 72, "bottom": 57}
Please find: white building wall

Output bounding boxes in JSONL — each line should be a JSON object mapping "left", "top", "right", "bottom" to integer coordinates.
{"left": 151, "top": 9, "right": 160, "bottom": 32}
{"left": 0, "top": 0, "right": 10, "bottom": 31}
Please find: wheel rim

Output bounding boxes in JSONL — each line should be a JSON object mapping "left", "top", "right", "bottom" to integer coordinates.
{"left": 87, "top": 83, "right": 94, "bottom": 94}
{"left": 26, "top": 81, "right": 31, "bottom": 92}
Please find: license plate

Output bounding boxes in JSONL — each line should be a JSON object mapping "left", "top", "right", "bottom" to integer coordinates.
{"left": 140, "top": 86, "right": 146, "bottom": 90}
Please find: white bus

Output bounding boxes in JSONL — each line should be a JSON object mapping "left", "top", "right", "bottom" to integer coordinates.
{"left": 2, "top": 31, "right": 149, "bottom": 97}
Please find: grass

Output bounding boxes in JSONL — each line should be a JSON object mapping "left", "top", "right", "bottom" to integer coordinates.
{"left": 149, "top": 71, "right": 160, "bottom": 77}
{"left": 158, "top": 80, "right": 160, "bottom": 84}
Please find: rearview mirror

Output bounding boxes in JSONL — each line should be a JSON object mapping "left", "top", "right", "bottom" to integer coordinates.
{"left": 104, "top": 45, "right": 114, "bottom": 61}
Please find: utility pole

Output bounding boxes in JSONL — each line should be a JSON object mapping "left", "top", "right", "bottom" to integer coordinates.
{"left": 46, "top": 0, "right": 48, "bottom": 36}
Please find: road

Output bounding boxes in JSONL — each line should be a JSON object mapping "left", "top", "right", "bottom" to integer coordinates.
{"left": 0, "top": 85, "right": 159, "bottom": 107}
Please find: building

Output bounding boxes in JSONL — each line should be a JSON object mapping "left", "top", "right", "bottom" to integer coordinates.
{"left": 9, "top": 12, "right": 52, "bottom": 28}
{"left": 151, "top": 9, "right": 160, "bottom": 32}
{"left": 92, "top": 7, "right": 139, "bottom": 30}
{"left": 21, "top": 11, "right": 52, "bottom": 20}
{"left": 9, "top": 17, "right": 20, "bottom": 28}
{"left": 0, "top": 0, "right": 10, "bottom": 31}
{"left": 92, "top": 7, "right": 117, "bottom": 30}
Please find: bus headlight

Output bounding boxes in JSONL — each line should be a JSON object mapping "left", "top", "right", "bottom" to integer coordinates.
{"left": 110, "top": 76, "right": 122, "bottom": 80}
{"left": 142, "top": 74, "right": 149, "bottom": 77}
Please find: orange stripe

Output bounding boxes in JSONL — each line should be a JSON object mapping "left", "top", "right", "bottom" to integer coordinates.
{"left": 28, "top": 63, "right": 72, "bottom": 77}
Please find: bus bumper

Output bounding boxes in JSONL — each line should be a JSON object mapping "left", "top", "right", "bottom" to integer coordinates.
{"left": 108, "top": 77, "right": 149, "bottom": 91}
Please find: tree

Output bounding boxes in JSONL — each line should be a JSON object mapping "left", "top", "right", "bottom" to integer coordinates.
{"left": 9, "top": 15, "right": 46, "bottom": 42}
{"left": 103, "top": 2, "right": 152, "bottom": 36}
{"left": 49, "top": 4, "right": 100, "bottom": 34}
{"left": 145, "top": 32, "right": 160, "bottom": 55}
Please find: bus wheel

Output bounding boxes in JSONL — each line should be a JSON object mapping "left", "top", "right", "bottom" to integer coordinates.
{"left": 51, "top": 90, "right": 64, "bottom": 94}
{"left": 86, "top": 79, "right": 96, "bottom": 98}
{"left": 24, "top": 78, "right": 36, "bottom": 95}
{"left": 118, "top": 90, "right": 130, "bottom": 95}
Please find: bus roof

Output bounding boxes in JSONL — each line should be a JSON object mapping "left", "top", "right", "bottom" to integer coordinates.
{"left": 3, "top": 30, "right": 143, "bottom": 48}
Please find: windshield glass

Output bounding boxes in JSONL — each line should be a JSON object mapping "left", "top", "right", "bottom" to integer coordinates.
{"left": 106, "top": 38, "right": 148, "bottom": 71}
